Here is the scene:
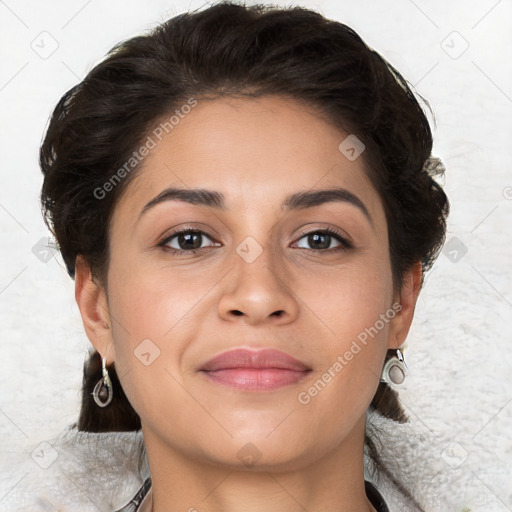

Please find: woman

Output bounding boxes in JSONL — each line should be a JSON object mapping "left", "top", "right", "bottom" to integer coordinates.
{"left": 38, "top": 1, "right": 449, "bottom": 510}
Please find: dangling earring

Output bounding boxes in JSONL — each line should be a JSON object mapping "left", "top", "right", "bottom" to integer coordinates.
{"left": 380, "top": 348, "right": 409, "bottom": 385}
{"left": 92, "top": 356, "right": 113, "bottom": 407}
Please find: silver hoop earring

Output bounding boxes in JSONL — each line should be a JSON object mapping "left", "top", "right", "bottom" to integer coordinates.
{"left": 92, "top": 356, "right": 113, "bottom": 407}
{"left": 380, "top": 348, "right": 409, "bottom": 385}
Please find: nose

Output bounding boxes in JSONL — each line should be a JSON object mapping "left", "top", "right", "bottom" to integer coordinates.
{"left": 217, "top": 241, "right": 299, "bottom": 326}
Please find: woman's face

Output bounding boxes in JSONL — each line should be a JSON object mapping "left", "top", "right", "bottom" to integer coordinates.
{"left": 83, "top": 95, "right": 415, "bottom": 470}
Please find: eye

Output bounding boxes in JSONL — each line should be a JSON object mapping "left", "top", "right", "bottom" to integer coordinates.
{"left": 158, "top": 229, "right": 218, "bottom": 254}
{"left": 158, "top": 226, "right": 352, "bottom": 255}
{"left": 293, "top": 228, "right": 352, "bottom": 252}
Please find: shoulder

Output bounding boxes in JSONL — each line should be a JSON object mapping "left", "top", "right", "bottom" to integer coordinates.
{"left": 0, "top": 425, "right": 148, "bottom": 512}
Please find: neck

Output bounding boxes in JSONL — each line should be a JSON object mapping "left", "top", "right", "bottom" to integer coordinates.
{"left": 141, "top": 415, "right": 377, "bottom": 512}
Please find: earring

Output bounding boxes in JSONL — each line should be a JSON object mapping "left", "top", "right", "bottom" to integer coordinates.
{"left": 92, "top": 356, "right": 113, "bottom": 407}
{"left": 380, "top": 348, "right": 409, "bottom": 385}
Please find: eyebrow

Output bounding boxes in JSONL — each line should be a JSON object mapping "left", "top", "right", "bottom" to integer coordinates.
{"left": 138, "top": 186, "right": 372, "bottom": 225}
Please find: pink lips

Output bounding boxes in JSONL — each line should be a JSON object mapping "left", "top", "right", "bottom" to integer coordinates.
{"left": 199, "top": 348, "right": 312, "bottom": 391}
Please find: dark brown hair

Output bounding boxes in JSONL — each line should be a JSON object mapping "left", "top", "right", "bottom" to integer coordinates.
{"left": 39, "top": 1, "right": 448, "bottom": 507}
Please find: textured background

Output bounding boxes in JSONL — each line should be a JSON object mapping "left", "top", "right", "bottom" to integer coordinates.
{"left": 0, "top": 0, "right": 511, "bottom": 510}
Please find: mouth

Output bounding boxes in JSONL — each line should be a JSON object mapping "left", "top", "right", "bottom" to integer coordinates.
{"left": 198, "top": 347, "right": 312, "bottom": 391}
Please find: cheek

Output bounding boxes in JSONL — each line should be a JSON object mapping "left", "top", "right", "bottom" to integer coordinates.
{"left": 107, "top": 245, "right": 210, "bottom": 342}
{"left": 104, "top": 256, "right": 188, "bottom": 397}
{"left": 303, "top": 247, "right": 394, "bottom": 346}
{"left": 105, "top": 249, "right": 231, "bottom": 414}
{"left": 295, "top": 251, "right": 394, "bottom": 406}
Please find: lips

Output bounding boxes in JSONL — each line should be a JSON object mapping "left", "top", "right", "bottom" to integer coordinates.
{"left": 198, "top": 348, "right": 312, "bottom": 391}
{"left": 199, "top": 348, "right": 311, "bottom": 372}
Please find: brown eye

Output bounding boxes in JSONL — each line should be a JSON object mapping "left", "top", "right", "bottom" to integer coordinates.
{"left": 294, "top": 229, "right": 352, "bottom": 252}
{"left": 300, "top": 232, "right": 335, "bottom": 250}
{"left": 159, "top": 229, "right": 216, "bottom": 253}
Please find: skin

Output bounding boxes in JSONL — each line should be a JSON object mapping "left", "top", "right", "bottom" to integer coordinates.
{"left": 75, "top": 95, "right": 422, "bottom": 512}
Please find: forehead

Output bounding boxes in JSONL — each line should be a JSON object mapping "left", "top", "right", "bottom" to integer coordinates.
{"left": 112, "top": 95, "right": 385, "bottom": 231}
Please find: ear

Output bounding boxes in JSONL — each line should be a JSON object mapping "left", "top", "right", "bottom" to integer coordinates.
{"left": 74, "top": 255, "right": 116, "bottom": 363}
{"left": 387, "top": 261, "right": 423, "bottom": 350}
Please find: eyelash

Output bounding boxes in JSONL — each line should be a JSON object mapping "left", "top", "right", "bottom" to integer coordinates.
{"left": 157, "top": 227, "right": 353, "bottom": 255}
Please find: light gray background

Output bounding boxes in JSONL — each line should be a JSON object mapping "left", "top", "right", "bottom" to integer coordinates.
{"left": 1, "top": 1, "right": 511, "bottom": 510}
